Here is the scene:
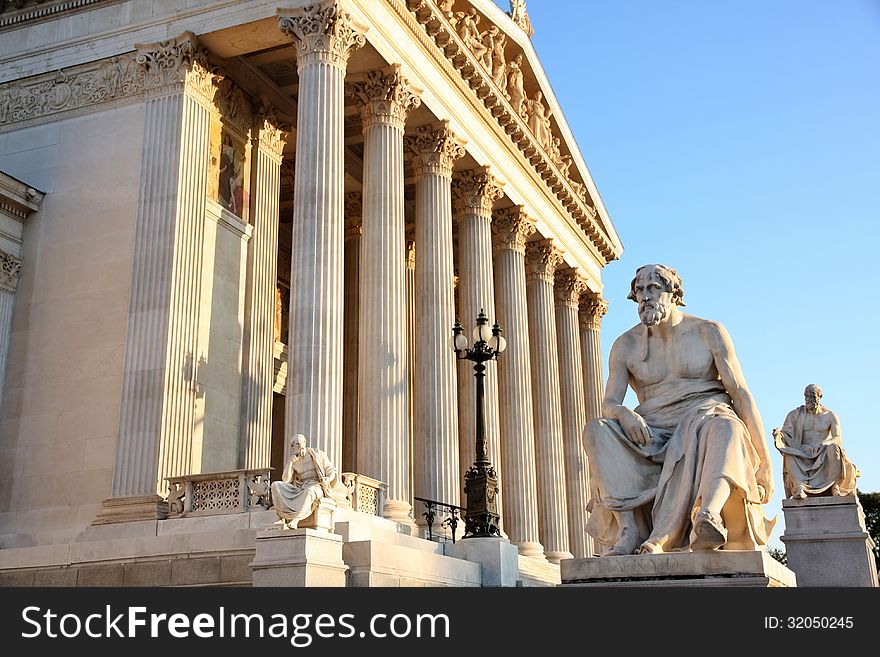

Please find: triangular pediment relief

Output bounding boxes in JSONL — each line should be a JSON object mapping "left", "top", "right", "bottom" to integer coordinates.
{"left": 405, "top": 0, "right": 621, "bottom": 262}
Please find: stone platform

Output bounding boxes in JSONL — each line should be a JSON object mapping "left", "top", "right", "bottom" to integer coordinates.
{"left": 781, "top": 494, "right": 878, "bottom": 587}
{"left": 559, "top": 550, "right": 796, "bottom": 587}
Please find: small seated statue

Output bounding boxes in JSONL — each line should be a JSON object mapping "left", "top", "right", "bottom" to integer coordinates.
{"left": 773, "top": 384, "right": 860, "bottom": 499}
{"left": 271, "top": 433, "right": 337, "bottom": 529}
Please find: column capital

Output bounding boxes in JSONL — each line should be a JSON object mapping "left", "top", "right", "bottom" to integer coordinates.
{"left": 491, "top": 205, "right": 536, "bottom": 255}
{"left": 579, "top": 293, "right": 609, "bottom": 330}
{"left": 525, "top": 239, "right": 564, "bottom": 283}
{"left": 349, "top": 64, "right": 421, "bottom": 131}
{"left": 452, "top": 166, "right": 504, "bottom": 217}
{"left": 135, "top": 31, "right": 216, "bottom": 100}
{"left": 254, "top": 101, "right": 289, "bottom": 160}
{"left": 277, "top": 1, "right": 367, "bottom": 71}
{"left": 0, "top": 251, "right": 21, "bottom": 293}
{"left": 554, "top": 268, "right": 589, "bottom": 309}
{"left": 405, "top": 121, "right": 466, "bottom": 179}
{"left": 345, "top": 191, "right": 363, "bottom": 239}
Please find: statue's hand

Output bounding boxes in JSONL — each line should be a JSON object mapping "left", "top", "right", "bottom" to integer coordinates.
{"left": 756, "top": 465, "right": 773, "bottom": 503}
{"left": 618, "top": 408, "right": 651, "bottom": 446}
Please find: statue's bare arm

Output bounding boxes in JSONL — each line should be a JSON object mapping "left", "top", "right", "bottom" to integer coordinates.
{"left": 602, "top": 334, "right": 651, "bottom": 445}
{"left": 826, "top": 411, "right": 843, "bottom": 446}
{"left": 705, "top": 321, "right": 773, "bottom": 501}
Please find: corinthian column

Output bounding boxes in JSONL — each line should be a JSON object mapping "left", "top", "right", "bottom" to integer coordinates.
{"left": 525, "top": 239, "right": 571, "bottom": 563}
{"left": 241, "top": 104, "right": 287, "bottom": 469}
{"left": 350, "top": 65, "right": 421, "bottom": 523}
{"left": 491, "top": 206, "right": 544, "bottom": 558}
{"left": 452, "top": 167, "right": 504, "bottom": 521}
{"left": 578, "top": 292, "right": 607, "bottom": 557}
{"left": 100, "top": 33, "right": 216, "bottom": 523}
{"left": 277, "top": 2, "right": 366, "bottom": 468}
{"left": 405, "top": 123, "right": 465, "bottom": 512}
{"left": 579, "top": 293, "right": 608, "bottom": 424}
{"left": 554, "top": 268, "right": 590, "bottom": 558}
{"left": 342, "top": 192, "right": 362, "bottom": 474}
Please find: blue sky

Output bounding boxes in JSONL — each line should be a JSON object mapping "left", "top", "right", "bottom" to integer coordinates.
{"left": 505, "top": 0, "right": 880, "bottom": 544}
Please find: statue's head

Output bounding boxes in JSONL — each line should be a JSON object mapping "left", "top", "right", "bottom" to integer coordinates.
{"left": 627, "top": 264, "right": 685, "bottom": 327}
{"left": 804, "top": 384, "right": 823, "bottom": 412}
{"left": 290, "top": 433, "right": 307, "bottom": 456}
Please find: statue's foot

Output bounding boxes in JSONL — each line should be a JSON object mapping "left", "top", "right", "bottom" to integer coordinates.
{"left": 830, "top": 485, "right": 841, "bottom": 496}
{"left": 602, "top": 526, "right": 642, "bottom": 557}
{"left": 636, "top": 541, "right": 661, "bottom": 555}
{"left": 691, "top": 509, "right": 727, "bottom": 551}
{"left": 793, "top": 486, "right": 807, "bottom": 499}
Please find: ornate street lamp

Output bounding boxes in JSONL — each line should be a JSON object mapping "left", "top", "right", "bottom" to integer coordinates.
{"left": 450, "top": 309, "right": 507, "bottom": 538}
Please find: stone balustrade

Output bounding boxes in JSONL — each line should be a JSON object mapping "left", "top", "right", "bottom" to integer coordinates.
{"left": 165, "top": 468, "right": 273, "bottom": 517}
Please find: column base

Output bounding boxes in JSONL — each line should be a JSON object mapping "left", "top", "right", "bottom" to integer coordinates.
{"left": 91, "top": 495, "right": 169, "bottom": 525}
{"left": 544, "top": 549, "right": 574, "bottom": 565}
{"left": 513, "top": 540, "right": 545, "bottom": 559}
{"left": 382, "top": 499, "right": 415, "bottom": 529}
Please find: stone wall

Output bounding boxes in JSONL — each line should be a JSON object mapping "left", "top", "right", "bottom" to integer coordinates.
{"left": 0, "top": 102, "right": 143, "bottom": 546}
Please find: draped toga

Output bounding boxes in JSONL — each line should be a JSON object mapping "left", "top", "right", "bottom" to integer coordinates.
{"left": 584, "top": 379, "right": 776, "bottom": 552}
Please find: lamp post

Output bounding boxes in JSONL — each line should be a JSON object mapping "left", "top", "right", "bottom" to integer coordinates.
{"left": 451, "top": 309, "right": 507, "bottom": 538}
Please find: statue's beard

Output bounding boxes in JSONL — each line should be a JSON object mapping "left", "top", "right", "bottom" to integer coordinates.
{"left": 639, "top": 302, "right": 669, "bottom": 327}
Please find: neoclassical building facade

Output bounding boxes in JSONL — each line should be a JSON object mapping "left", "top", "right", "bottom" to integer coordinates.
{"left": 0, "top": 0, "right": 622, "bottom": 586}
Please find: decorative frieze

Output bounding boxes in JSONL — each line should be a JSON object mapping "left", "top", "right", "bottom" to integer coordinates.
{"left": 349, "top": 65, "right": 421, "bottom": 130}
{"left": 579, "top": 293, "right": 609, "bottom": 331}
{"left": 405, "top": 121, "right": 466, "bottom": 179}
{"left": 554, "top": 268, "right": 588, "bottom": 309}
{"left": 525, "top": 239, "right": 564, "bottom": 283}
{"left": 277, "top": 0, "right": 367, "bottom": 70}
{"left": 0, "top": 55, "right": 144, "bottom": 127}
{"left": 0, "top": 251, "right": 21, "bottom": 293}
{"left": 491, "top": 205, "right": 535, "bottom": 255}
{"left": 400, "top": 0, "right": 615, "bottom": 262}
{"left": 0, "top": 0, "right": 105, "bottom": 29}
{"left": 452, "top": 166, "right": 504, "bottom": 217}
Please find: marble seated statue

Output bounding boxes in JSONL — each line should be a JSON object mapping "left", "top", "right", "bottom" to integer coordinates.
{"left": 271, "top": 433, "right": 338, "bottom": 529}
{"left": 583, "top": 264, "right": 776, "bottom": 556}
{"left": 773, "top": 384, "right": 860, "bottom": 499}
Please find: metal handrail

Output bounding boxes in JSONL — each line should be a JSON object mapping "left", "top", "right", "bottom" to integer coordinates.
{"left": 413, "top": 496, "right": 466, "bottom": 544}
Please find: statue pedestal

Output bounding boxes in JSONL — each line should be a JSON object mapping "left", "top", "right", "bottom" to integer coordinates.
{"left": 444, "top": 537, "right": 520, "bottom": 587}
{"left": 780, "top": 494, "right": 878, "bottom": 587}
{"left": 559, "top": 550, "right": 796, "bottom": 587}
{"left": 251, "top": 527, "right": 347, "bottom": 587}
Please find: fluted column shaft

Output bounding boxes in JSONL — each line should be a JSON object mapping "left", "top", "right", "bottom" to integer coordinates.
{"left": 111, "top": 34, "right": 212, "bottom": 508}
{"left": 241, "top": 106, "right": 286, "bottom": 469}
{"left": 555, "top": 269, "right": 590, "bottom": 558}
{"left": 342, "top": 193, "right": 362, "bottom": 473}
{"left": 579, "top": 294, "right": 607, "bottom": 557}
{"left": 351, "top": 66, "right": 420, "bottom": 522}
{"left": 278, "top": 4, "right": 366, "bottom": 467}
{"left": 491, "top": 207, "right": 544, "bottom": 557}
{"left": 579, "top": 295, "right": 608, "bottom": 424}
{"left": 525, "top": 240, "right": 571, "bottom": 563}
{"left": 452, "top": 167, "right": 504, "bottom": 520}
{"left": 0, "top": 284, "right": 15, "bottom": 407}
{"left": 407, "top": 123, "right": 465, "bottom": 510}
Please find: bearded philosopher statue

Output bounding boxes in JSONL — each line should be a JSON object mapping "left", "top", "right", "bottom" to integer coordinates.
{"left": 583, "top": 264, "right": 776, "bottom": 556}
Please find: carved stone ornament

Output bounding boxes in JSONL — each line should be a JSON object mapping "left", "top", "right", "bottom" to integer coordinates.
{"left": 491, "top": 205, "right": 535, "bottom": 254}
{"left": 406, "top": 239, "right": 416, "bottom": 270}
{"left": 579, "top": 293, "right": 608, "bottom": 330}
{"left": 405, "top": 121, "right": 466, "bottom": 178}
{"left": 524, "top": 239, "right": 564, "bottom": 283}
{"left": 0, "top": 251, "right": 22, "bottom": 293}
{"left": 509, "top": 0, "right": 534, "bottom": 38}
{"left": 349, "top": 65, "right": 422, "bottom": 130}
{"left": 277, "top": 0, "right": 368, "bottom": 70}
{"left": 135, "top": 32, "right": 216, "bottom": 100}
{"left": 255, "top": 101, "right": 288, "bottom": 158}
{"left": 554, "top": 268, "right": 588, "bottom": 309}
{"left": 451, "top": 166, "right": 504, "bottom": 216}
{"left": 0, "top": 55, "right": 145, "bottom": 126}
